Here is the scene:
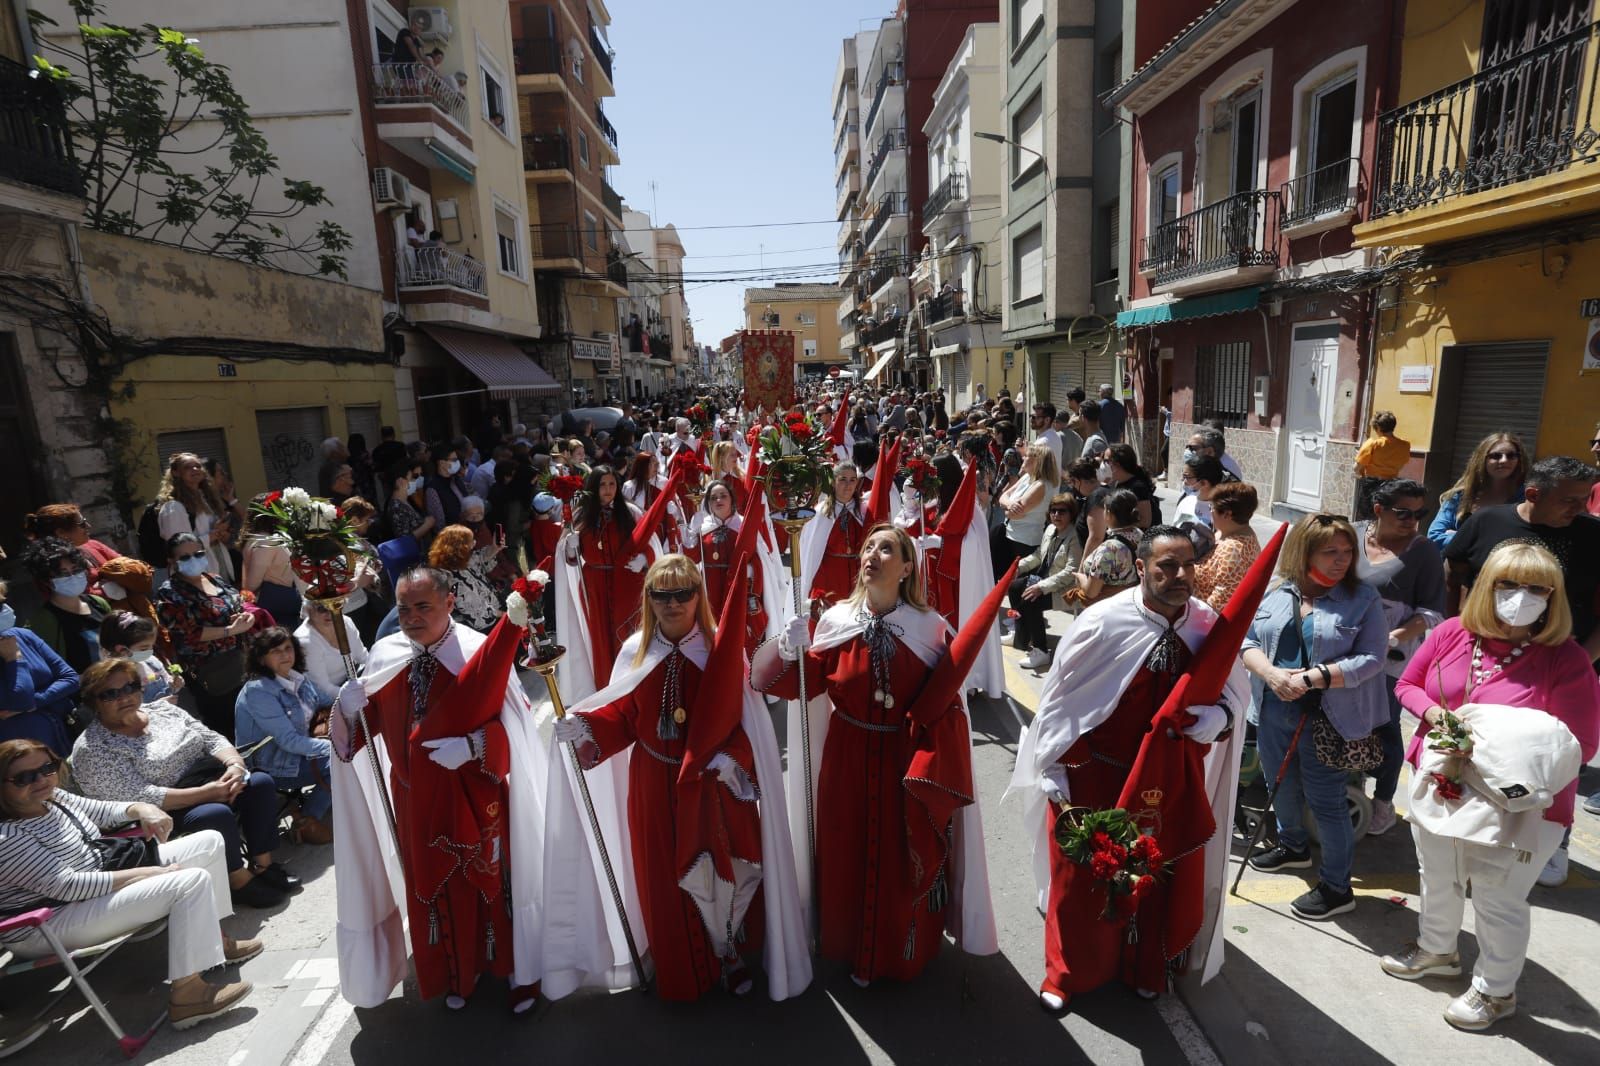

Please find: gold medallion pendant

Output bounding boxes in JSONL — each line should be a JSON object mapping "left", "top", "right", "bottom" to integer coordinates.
{"left": 673, "top": 707, "right": 687, "bottom": 725}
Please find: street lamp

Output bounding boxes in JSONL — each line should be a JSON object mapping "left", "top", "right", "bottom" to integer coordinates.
{"left": 973, "top": 131, "right": 1049, "bottom": 181}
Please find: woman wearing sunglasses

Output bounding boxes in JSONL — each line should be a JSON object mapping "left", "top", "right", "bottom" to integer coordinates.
{"left": 156, "top": 532, "right": 255, "bottom": 739}
{"left": 1382, "top": 542, "right": 1599, "bottom": 1030}
{"left": 1428, "top": 433, "right": 1526, "bottom": 548}
{"left": 1355, "top": 479, "right": 1447, "bottom": 836}
{"left": 69, "top": 659, "right": 294, "bottom": 908}
{"left": 0, "top": 737, "right": 259, "bottom": 1028}
{"left": 554, "top": 555, "right": 803, "bottom": 1001}
{"left": 751, "top": 524, "right": 995, "bottom": 988}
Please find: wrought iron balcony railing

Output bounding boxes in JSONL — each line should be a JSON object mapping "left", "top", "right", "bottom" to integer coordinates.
{"left": 1281, "top": 157, "right": 1357, "bottom": 227}
{"left": 862, "top": 192, "right": 908, "bottom": 248}
{"left": 864, "top": 253, "right": 908, "bottom": 296}
{"left": 1138, "top": 189, "right": 1280, "bottom": 285}
{"left": 923, "top": 289, "right": 965, "bottom": 326}
{"left": 530, "top": 223, "right": 580, "bottom": 261}
{"left": 0, "top": 56, "right": 85, "bottom": 197}
{"left": 397, "top": 246, "right": 487, "bottom": 294}
{"left": 370, "top": 63, "right": 468, "bottom": 127}
{"left": 601, "top": 179, "right": 624, "bottom": 220}
{"left": 863, "top": 127, "right": 908, "bottom": 194}
{"left": 514, "top": 39, "right": 563, "bottom": 78}
{"left": 864, "top": 61, "right": 904, "bottom": 135}
{"left": 523, "top": 132, "right": 570, "bottom": 173}
{"left": 595, "top": 103, "right": 619, "bottom": 152}
{"left": 1372, "top": 19, "right": 1600, "bottom": 218}
{"left": 587, "top": 21, "right": 614, "bottom": 84}
{"left": 923, "top": 168, "right": 966, "bottom": 222}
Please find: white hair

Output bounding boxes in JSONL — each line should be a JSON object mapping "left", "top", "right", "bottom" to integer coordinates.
{"left": 675, "top": 418, "right": 690, "bottom": 433}
{"left": 1099, "top": 384, "right": 1114, "bottom": 396}
{"left": 460, "top": 495, "right": 486, "bottom": 514}
{"left": 322, "top": 437, "right": 344, "bottom": 458}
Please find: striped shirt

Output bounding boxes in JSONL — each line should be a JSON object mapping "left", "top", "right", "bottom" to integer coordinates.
{"left": 0, "top": 791, "right": 131, "bottom": 938}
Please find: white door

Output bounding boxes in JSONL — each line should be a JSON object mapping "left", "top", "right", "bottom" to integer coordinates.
{"left": 1283, "top": 324, "right": 1339, "bottom": 512}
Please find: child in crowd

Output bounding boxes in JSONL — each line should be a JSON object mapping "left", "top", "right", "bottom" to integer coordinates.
{"left": 99, "top": 610, "right": 184, "bottom": 705}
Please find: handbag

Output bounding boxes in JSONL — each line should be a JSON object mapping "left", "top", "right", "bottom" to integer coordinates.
{"left": 55, "top": 801, "right": 163, "bottom": 872}
{"left": 1288, "top": 599, "right": 1382, "bottom": 773}
{"left": 173, "top": 754, "right": 227, "bottom": 790}
{"left": 189, "top": 646, "right": 246, "bottom": 698}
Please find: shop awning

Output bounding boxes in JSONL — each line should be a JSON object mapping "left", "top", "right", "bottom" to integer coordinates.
{"left": 427, "top": 143, "right": 476, "bottom": 183}
{"left": 863, "top": 347, "right": 897, "bottom": 382}
{"left": 930, "top": 342, "right": 963, "bottom": 359}
{"left": 420, "top": 324, "right": 559, "bottom": 398}
{"left": 1115, "top": 286, "right": 1261, "bottom": 328}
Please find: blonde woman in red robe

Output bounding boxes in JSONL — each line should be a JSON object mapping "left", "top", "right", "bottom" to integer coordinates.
{"left": 562, "top": 466, "right": 650, "bottom": 689}
{"left": 708, "top": 441, "right": 745, "bottom": 510}
{"left": 751, "top": 524, "right": 998, "bottom": 987}
{"left": 553, "top": 555, "right": 812, "bottom": 1001}
{"left": 796, "top": 462, "right": 865, "bottom": 615}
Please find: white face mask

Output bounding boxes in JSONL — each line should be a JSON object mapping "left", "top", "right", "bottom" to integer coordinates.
{"left": 446, "top": 460, "right": 461, "bottom": 476}
{"left": 408, "top": 475, "right": 424, "bottom": 495}
{"left": 100, "top": 581, "right": 128, "bottom": 601}
{"left": 1097, "top": 462, "right": 1113, "bottom": 485}
{"left": 128, "top": 648, "right": 155, "bottom": 663}
{"left": 1494, "top": 587, "right": 1549, "bottom": 628}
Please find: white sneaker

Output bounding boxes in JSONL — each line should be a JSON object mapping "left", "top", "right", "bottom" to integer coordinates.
{"left": 1367, "top": 799, "right": 1397, "bottom": 836}
{"left": 1443, "top": 987, "right": 1515, "bottom": 1031}
{"left": 1536, "top": 847, "right": 1568, "bottom": 887}
{"left": 1022, "top": 648, "right": 1051, "bottom": 671}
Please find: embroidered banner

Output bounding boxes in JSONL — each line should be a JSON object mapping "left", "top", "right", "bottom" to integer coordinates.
{"left": 740, "top": 330, "right": 794, "bottom": 414}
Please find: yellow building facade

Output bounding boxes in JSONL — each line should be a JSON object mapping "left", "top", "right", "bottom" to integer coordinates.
{"left": 743, "top": 284, "right": 848, "bottom": 382}
{"left": 1353, "top": 1, "right": 1600, "bottom": 491}
{"left": 85, "top": 231, "right": 394, "bottom": 504}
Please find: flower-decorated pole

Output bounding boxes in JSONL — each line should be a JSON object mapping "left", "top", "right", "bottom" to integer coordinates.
{"left": 515, "top": 572, "right": 650, "bottom": 991}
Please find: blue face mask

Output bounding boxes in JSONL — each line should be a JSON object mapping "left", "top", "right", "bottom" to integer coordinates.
{"left": 0, "top": 604, "right": 15, "bottom": 633}
{"left": 176, "top": 556, "right": 208, "bottom": 578}
{"left": 408, "top": 475, "right": 425, "bottom": 495}
{"left": 51, "top": 573, "right": 88, "bottom": 598}
{"left": 445, "top": 460, "right": 461, "bottom": 476}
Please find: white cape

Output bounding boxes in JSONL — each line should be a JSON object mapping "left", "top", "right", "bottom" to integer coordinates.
{"left": 552, "top": 502, "right": 658, "bottom": 700}
{"left": 685, "top": 513, "right": 787, "bottom": 645}
{"left": 556, "top": 628, "right": 813, "bottom": 1000}
{"left": 1005, "top": 588, "right": 1248, "bottom": 983}
{"left": 784, "top": 600, "right": 998, "bottom": 956}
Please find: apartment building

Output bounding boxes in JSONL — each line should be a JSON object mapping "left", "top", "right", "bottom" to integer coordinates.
{"left": 744, "top": 284, "right": 848, "bottom": 383}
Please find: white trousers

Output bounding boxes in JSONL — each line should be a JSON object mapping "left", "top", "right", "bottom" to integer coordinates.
{"left": 1411, "top": 818, "right": 1565, "bottom": 997}
{"left": 10, "top": 830, "right": 233, "bottom": 981}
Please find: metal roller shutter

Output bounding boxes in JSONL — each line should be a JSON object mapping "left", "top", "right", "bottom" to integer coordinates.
{"left": 344, "top": 405, "right": 382, "bottom": 451}
{"left": 1048, "top": 351, "right": 1076, "bottom": 410}
{"left": 256, "top": 407, "right": 329, "bottom": 492}
{"left": 154, "top": 428, "right": 230, "bottom": 480}
{"left": 954, "top": 348, "right": 971, "bottom": 408}
{"left": 1443, "top": 342, "right": 1548, "bottom": 477}
{"left": 1084, "top": 348, "right": 1117, "bottom": 399}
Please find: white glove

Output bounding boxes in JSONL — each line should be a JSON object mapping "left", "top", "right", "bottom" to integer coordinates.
{"left": 918, "top": 534, "right": 943, "bottom": 552}
{"left": 562, "top": 536, "right": 579, "bottom": 565}
{"left": 1040, "top": 764, "right": 1070, "bottom": 805}
{"left": 625, "top": 553, "right": 648, "bottom": 573}
{"left": 336, "top": 677, "right": 367, "bottom": 722}
{"left": 707, "top": 753, "right": 756, "bottom": 801}
{"left": 1182, "top": 704, "right": 1229, "bottom": 744}
{"left": 422, "top": 736, "right": 473, "bottom": 770}
{"left": 553, "top": 715, "right": 590, "bottom": 746}
{"left": 778, "top": 614, "right": 809, "bottom": 661}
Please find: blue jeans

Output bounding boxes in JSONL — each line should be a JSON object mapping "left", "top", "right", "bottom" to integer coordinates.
{"left": 1257, "top": 696, "right": 1354, "bottom": 894}
{"left": 1371, "top": 675, "right": 1406, "bottom": 803}
{"left": 169, "top": 771, "right": 280, "bottom": 872}
{"left": 275, "top": 755, "right": 333, "bottom": 821}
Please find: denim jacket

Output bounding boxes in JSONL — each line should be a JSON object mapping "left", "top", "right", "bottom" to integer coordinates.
{"left": 234, "top": 674, "right": 334, "bottom": 780}
{"left": 1243, "top": 579, "right": 1389, "bottom": 739}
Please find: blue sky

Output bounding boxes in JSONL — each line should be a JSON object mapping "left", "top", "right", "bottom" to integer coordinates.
{"left": 604, "top": 0, "right": 894, "bottom": 346}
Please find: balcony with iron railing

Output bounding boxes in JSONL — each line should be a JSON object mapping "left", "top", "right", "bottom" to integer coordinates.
{"left": 601, "top": 178, "right": 624, "bottom": 221}
{"left": 595, "top": 102, "right": 619, "bottom": 152}
{"left": 587, "top": 21, "right": 615, "bottom": 86}
{"left": 837, "top": 211, "right": 859, "bottom": 251}
{"left": 1138, "top": 189, "right": 1281, "bottom": 293}
{"left": 838, "top": 290, "right": 861, "bottom": 324}
{"left": 836, "top": 164, "right": 859, "bottom": 220}
{"left": 370, "top": 62, "right": 475, "bottom": 172}
{"left": 863, "top": 61, "right": 905, "bottom": 137}
{"left": 864, "top": 251, "right": 909, "bottom": 298}
{"left": 835, "top": 123, "right": 860, "bottom": 174}
{"left": 523, "top": 132, "right": 570, "bottom": 175}
{"left": 514, "top": 38, "right": 564, "bottom": 80}
{"left": 530, "top": 223, "right": 581, "bottom": 264}
{"left": 397, "top": 246, "right": 488, "bottom": 296}
{"left": 0, "top": 55, "right": 86, "bottom": 198}
{"left": 858, "top": 311, "right": 906, "bottom": 348}
{"left": 922, "top": 289, "right": 965, "bottom": 328}
{"left": 1361, "top": 18, "right": 1600, "bottom": 246}
{"left": 923, "top": 168, "right": 966, "bottom": 224}
{"left": 370, "top": 62, "right": 469, "bottom": 128}
{"left": 605, "top": 253, "right": 629, "bottom": 289}
{"left": 1280, "top": 157, "right": 1358, "bottom": 234}
{"left": 863, "top": 127, "right": 908, "bottom": 196}
{"left": 862, "top": 192, "right": 908, "bottom": 250}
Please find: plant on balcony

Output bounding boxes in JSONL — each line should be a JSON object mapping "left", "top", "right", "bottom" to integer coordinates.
{"left": 29, "top": 1, "right": 353, "bottom": 278}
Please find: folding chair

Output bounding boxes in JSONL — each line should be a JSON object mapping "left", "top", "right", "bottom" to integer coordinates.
{"left": 0, "top": 909, "right": 169, "bottom": 1059}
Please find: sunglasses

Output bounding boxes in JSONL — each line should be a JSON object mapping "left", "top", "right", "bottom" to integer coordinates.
{"left": 647, "top": 587, "right": 697, "bottom": 605}
{"left": 172, "top": 552, "right": 203, "bottom": 563}
{"left": 6, "top": 761, "right": 60, "bottom": 787}
{"left": 1382, "top": 506, "right": 1428, "bottom": 521}
{"left": 91, "top": 680, "right": 143, "bottom": 703}
{"left": 1310, "top": 514, "right": 1349, "bottom": 526}
{"left": 1048, "top": 507, "right": 1073, "bottom": 515}
{"left": 1492, "top": 579, "right": 1554, "bottom": 598}
{"left": 1590, "top": 440, "right": 1600, "bottom": 447}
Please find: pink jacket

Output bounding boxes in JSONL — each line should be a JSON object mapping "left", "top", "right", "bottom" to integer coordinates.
{"left": 1396, "top": 618, "right": 1600, "bottom": 826}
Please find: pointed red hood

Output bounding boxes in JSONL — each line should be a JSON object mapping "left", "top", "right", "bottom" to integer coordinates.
{"left": 904, "top": 559, "right": 1018, "bottom": 728}
{"left": 864, "top": 434, "right": 901, "bottom": 527}
{"left": 929, "top": 458, "right": 978, "bottom": 584}
{"left": 681, "top": 559, "right": 750, "bottom": 781}
{"left": 742, "top": 435, "right": 764, "bottom": 499}
{"left": 825, "top": 388, "right": 851, "bottom": 447}
{"left": 627, "top": 464, "right": 682, "bottom": 560}
{"left": 413, "top": 613, "right": 525, "bottom": 741}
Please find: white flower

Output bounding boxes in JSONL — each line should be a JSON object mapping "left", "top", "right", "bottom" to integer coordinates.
{"left": 506, "top": 590, "right": 530, "bottom": 628}
{"left": 529, "top": 568, "right": 550, "bottom": 588}
{"left": 282, "top": 487, "right": 312, "bottom": 509}
{"left": 307, "top": 501, "right": 336, "bottom": 531}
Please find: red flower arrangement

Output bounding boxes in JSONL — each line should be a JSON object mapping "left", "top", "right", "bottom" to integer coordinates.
{"left": 1427, "top": 772, "right": 1464, "bottom": 801}
{"left": 1424, "top": 693, "right": 1473, "bottom": 803}
{"left": 545, "top": 475, "right": 585, "bottom": 502}
{"left": 901, "top": 457, "right": 942, "bottom": 497}
{"left": 250, "top": 487, "right": 370, "bottom": 600}
{"left": 1055, "top": 806, "right": 1166, "bottom": 922}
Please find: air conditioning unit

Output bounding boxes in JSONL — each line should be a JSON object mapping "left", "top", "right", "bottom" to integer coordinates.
{"left": 408, "top": 7, "right": 452, "bottom": 42}
{"left": 371, "top": 167, "right": 411, "bottom": 208}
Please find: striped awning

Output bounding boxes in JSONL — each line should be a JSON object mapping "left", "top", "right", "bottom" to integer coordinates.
{"left": 420, "top": 324, "right": 559, "bottom": 398}
{"left": 863, "top": 347, "right": 897, "bottom": 382}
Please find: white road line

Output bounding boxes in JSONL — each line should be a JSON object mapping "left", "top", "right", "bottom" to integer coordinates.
{"left": 227, "top": 1047, "right": 251, "bottom": 1066}
{"left": 1156, "top": 995, "right": 1225, "bottom": 1066}
{"left": 284, "top": 992, "right": 355, "bottom": 1066}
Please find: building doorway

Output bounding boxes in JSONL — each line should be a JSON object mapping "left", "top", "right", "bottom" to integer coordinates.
{"left": 1282, "top": 323, "right": 1340, "bottom": 512}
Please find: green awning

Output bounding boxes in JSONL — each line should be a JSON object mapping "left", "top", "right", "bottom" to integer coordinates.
{"left": 427, "top": 143, "right": 476, "bottom": 183}
{"left": 1115, "top": 286, "right": 1260, "bottom": 328}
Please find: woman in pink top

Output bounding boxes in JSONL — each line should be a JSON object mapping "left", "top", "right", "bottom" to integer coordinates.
{"left": 1382, "top": 542, "right": 1599, "bottom": 1031}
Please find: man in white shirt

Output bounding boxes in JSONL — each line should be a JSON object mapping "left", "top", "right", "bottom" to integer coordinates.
{"left": 1031, "top": 403, "right": 1063, "bottom": 468}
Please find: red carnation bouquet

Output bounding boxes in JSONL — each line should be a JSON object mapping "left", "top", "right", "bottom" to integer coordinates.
{"left": 1055, "top": 806, "right": 1166, "bottom": 921}
{"left": 685, "top": 402, "right": 711, "bottom": 436}
{"left": 759, "top": 411, "right": 833, "bottom": 513}
{"left": 901, "top": 457, "right": 942, "bottom": 497}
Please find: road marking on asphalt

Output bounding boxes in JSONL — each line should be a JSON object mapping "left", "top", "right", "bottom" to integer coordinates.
{"left": 1156, "top": 995, "right": 1225, "bottom": 1066}
{"left": 285, "top": 989, "right": 356, "bottom": 1066}
{"left": 1003, "top": 654, "right": 1040, "bottom": 717}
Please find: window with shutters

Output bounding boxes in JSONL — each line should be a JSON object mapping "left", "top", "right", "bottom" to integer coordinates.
{"left": 344, "top": 405, "right": 382, "bottom": 452}
{"left": 155, "top": 428, "right": 230, "bottom": 479}
{"left": 495, "top": 206, "right": 522, "bottom": 278}
{"left": 1194, "top": 342, "right": 1251, "bottom": 429}
{"left": 1096, "top": 200, "right": 1120, "bottom": 283}
{"left": 256, "top": 407, "right": 328, "bottom": 492}
{"left": 1013, "top": 0, "right": 1044, "bottom": 49}
{"left": 1012, "top": 91, "right": 1044, "bottom": 181}
{"left": 1012, "top": 224, "right": 1043, "bottom": 304}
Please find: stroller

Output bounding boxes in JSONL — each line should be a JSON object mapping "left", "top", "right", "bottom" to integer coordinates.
{"left": 1234, "top": 720, "right": 1374, "bottom": 852}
